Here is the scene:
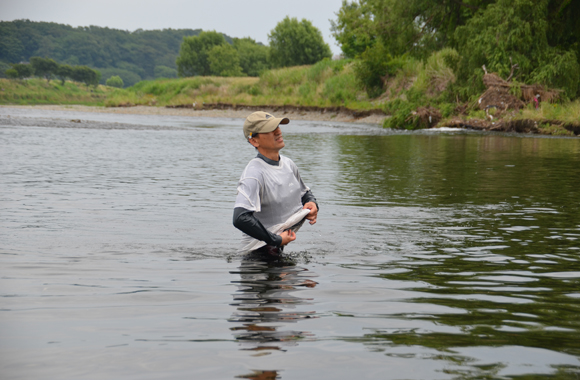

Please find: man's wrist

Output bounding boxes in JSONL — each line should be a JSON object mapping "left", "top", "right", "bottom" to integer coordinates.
{"left": 272, "top": 234, "right": 283, "bottom": 247}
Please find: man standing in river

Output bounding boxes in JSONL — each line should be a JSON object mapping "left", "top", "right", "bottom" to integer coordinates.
{"left": 233, "top": 111, "right": 319, "bottom": 255}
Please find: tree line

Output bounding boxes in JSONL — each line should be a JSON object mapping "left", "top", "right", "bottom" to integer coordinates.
{"left": 331, "top": 0, "right": 580, "bottom": 99}
{"left": 1, "top": 18, "right": 333, "bottom": 87}
{"left": 0, "top": 20, "right": 204, "bottom": 86}
{"left": 176, "top": 17, "right": 332, "bottom": 77}
{"left": 6, "top": 56, "right": 101, "bottom": 86}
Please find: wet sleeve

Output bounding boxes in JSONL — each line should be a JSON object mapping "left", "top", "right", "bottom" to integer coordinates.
{"left": 301, "top": 190, "right": 319, "bottom": 211}
{"left": 233, "top": 207, "right": 283, "bottom": 247}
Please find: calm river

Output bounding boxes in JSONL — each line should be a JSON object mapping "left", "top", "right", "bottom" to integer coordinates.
{"left": 1, "top": 107, "right": 579, "bottom": 379}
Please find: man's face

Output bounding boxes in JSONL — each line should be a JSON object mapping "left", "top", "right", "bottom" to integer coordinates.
{"left": 251, "top": 126, "right": 285, "bottom": 151}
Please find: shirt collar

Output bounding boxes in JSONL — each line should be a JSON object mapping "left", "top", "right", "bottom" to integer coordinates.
{"left": 256, "top": 153, "right": 280, "bottom": 166}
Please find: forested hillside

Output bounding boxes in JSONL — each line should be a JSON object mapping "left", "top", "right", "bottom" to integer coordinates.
{"left": 0, "top": 20, "right": 230, "bottom": 86}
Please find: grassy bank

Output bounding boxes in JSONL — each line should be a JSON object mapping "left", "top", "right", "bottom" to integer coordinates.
{"left": 1, "top": 57, "right": 578, "bottom": 136}
{"left": 0, "top": 78, "right": 113, "bottom": 105}
{"left": 104, "top": 59, "right": 376, "bottom": 110}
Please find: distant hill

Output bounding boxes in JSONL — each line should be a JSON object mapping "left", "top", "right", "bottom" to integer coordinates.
{"left": 0, "top": 20, "right": 234, "bottom": 86}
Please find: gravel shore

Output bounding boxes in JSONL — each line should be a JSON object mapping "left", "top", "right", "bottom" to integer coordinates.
{"left": 1, "top": 104, "right": 387, "bottom": 125}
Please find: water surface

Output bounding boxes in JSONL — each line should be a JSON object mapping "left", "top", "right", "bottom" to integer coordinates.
{"left": 1, "top": 108, "right": 579, "bottom": 379}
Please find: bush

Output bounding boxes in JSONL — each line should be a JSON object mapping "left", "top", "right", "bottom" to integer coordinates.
{"left": 6, "top": 63, "right": 34, "bottom": 79}
{"left": 354, "top": 42, "right": 408, "bottom": 98}
{"left": 0, "top": 62, "right": 11, "bottom": 78}
{"left": 414, "top": 48, "right": 458, "bottom": 95}
{"left": 106, "top": 75, "right": 124, "bottom": 88}
{"left": 383, "top": 99, "right": 420, "bottom": 129}
{"left": 5, "top": 68, "right": 18, "bottom": 79}
{"left": 97, "top": 68, "right": 141, "bottom": 87}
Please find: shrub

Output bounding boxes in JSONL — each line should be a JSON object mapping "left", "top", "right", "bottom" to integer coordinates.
{"left": 106, "top": 75, "right": 124, "bottom": 88}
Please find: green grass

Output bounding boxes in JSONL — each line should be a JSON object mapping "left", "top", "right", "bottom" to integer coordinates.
{"left": 104, "top": 59, "right": 375, "bottom": 110}
{"left": 0, "top": 78, "right": 114, "bottom": 105}
{"left": 517, "top": 100, "right": 580, "bottom": 125}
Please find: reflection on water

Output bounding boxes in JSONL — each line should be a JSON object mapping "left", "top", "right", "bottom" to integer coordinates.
{"left": 229, "top": 254, "right": 318, "bottom": 353}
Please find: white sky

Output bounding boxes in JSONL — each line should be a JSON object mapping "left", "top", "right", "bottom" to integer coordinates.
{"left": 0, "top": 0, "right": 346, "bottom": 56}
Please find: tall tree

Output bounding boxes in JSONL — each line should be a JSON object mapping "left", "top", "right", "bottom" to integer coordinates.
{"left": 30, "top": 56, "right": 59, "bottom": 81}
{"left": 71, "top": 65, "right": 101, "bottom": 87}
{"left": 176, "top": 31, "right": 226, "bottom": 77}
{"left": 268, "top": 17, "right": 332, "bottom": 68}
{"left": 55, "top": 64, "right": 73, "bottom": 84}
{"left": 233, "top": 38, "right": 270, "bottom": 77}
{"left": 331, "top": 0, "right": 494, "bottom": 59}
{"left": 208, "top": 44, "right": 244, "bottom": 77}
{"left": 455, "top": 0, "right": 580, "bottom": 97}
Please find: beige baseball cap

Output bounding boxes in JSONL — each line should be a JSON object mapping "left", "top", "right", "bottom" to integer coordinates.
{"left": 243, "top": 111, "right": 289, "bottom": 139}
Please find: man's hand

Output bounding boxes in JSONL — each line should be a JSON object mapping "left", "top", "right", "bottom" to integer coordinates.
{"left": 303, "top": 202, "right": 318, "bottom": 225}
{"left": 279, "top": 230, "right": 296, "bottom": 246}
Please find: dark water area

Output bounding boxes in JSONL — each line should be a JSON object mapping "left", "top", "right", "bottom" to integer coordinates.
{"left": 1, "top": 108, "right": 579, "bottom": 379}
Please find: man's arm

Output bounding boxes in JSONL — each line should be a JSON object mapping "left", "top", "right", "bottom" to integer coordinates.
{"left": 301, "top": 190, "right": 319, "bottom": 225}
{"left": 233, "top": 207, "right": 283, "bottom": 246}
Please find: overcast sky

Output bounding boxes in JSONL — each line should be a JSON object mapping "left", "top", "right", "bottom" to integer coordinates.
{"left": 0, "top": 0, "right": 346, "bottom": 56}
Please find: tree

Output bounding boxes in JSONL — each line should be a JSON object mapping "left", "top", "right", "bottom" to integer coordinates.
{"left": 0, "top": 20, "right": 205, "bottom": 81}
{"left": 0, "top": 23, "right": 24, "bottom": 63}
{"left": 331, "top": 0, "right": 495, "bottom": 59}
{"left": 71, "top": 65, "right": 101, "bottom": 87}
{"left": 4, "top": 68, "right": 18, "bottom": 79}
{"left": 330, "top": 0, "right": 378, "bottom": 59}
{"left": 268, "top": 17, "right": 332, "bottom": 68}
{"left": 454, "top": 0, "right": 580, "bottom": 98}
{"left": 176, "top": 31, "right": 226, "bottom": 77}
{"left": 106, "top": 75, "right": 124, "bottom": 88}
{"left": 55, "top": 64, "right": 73, "bottom": 84}
{"left": 331, "top": 0, "right": 496, "bottom": 58}
{"left": 233, "top": 38, "right": 270, "bottom": 76}
{"left": 30, "top": 56, "right": 59, "bottom": 81}
{"left": 208, "top": 44, "right": 244, "bottom": 77}
{"left": 6, "top": 63, "right": 34, "bottom": 79}
{"left": 331, "top": 0, "right": 580, "bottom": 99}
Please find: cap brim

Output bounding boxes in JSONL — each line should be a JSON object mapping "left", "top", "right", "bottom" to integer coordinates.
{"left": 260, "top": 117, "right": 290, "bottom": 134}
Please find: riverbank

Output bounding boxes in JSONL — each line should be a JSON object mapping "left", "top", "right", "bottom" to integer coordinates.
{"left": 0, "top": 104, "right": 389, "bottom": 125}
{"left": 2, "top": 66, "right": 578, "bottom": 136}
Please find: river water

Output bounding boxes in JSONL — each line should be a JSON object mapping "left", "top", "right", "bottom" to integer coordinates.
{"left": 1, "top": 107, "right": 579, "bottom": 379}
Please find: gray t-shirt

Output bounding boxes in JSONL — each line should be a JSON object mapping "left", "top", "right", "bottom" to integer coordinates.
{"left": 235, "top": 154, "right": 310, "bottom": 231}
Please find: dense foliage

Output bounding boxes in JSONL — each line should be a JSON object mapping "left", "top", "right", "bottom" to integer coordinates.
{"left": 0, "top": 20, "right": 205, "bottom": 86}
{"left": 176, "top": 32, "right": 270, "bottom": 78}
{"left": 268, "top": 17, "right": 332, "bottom": 68}
{"left": 176, "top": 31, "right": 227, "bottom": 77}
{"left": 5, "top": 56, "right": 101, "bottom": 86}
{"left": 106, "top": 75, "right": 124, "bottom": 88}
{"left": 332, "top": 0, "right": 580, "bottom": 99}
{"left": 2, "top": 18, "right": 331, "bottom": 85}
